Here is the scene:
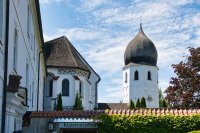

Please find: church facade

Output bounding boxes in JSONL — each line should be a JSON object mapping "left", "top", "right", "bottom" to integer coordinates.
{"left": 122, "top": 24, "right": 159, "bottom": 108}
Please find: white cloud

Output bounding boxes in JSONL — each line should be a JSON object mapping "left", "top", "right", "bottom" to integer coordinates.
{"left": 40, "top": 0, "right": 68, "bottom": 4}
{"left": 43, "top": 28, "right": 107, "bottom": 42}
{"left": 77, "top": 0, "right": 108, "bottom": 12}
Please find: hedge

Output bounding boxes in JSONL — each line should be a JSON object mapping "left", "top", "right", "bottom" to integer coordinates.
{"left": 97, "top": 114, "right": 200, "bottom": 133}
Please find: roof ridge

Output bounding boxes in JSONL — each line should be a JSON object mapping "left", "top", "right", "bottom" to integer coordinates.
{"left": 65, "top": 38, "right": 78, "bottom": 67}
{"left": 69, "top": 42, "right": 100, "bottom": 80}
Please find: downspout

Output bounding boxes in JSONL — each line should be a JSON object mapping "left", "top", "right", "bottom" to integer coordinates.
{"left": 95, "top": 78, "right": 101, "bottom": 108}
{"left": 37, "top": 51, "right": 43, "bottom": 111}
{"left": 1, "top": 0, "right": 10, "bottom": 132}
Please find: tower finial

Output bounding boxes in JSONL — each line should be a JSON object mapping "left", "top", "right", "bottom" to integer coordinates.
{"left": 140, "top": 16, "right": 143, "bottom": 30}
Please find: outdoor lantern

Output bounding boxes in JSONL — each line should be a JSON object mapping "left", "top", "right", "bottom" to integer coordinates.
{"left": 48, "top": 121, "right": 54, "bottom": 131}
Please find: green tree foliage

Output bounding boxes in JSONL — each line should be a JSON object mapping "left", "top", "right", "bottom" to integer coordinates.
{"left": 136, "top": 98, "right": 140, "bottom": 108}
{"left": 98, "top": 114, "right": 200, "bottom": 133}
{"left": 159, "top": 88, "right": 164, "bottom": 99}
{"left": 141, "top": 97, "right": 146, "bottom": 108}
{"left": 57, "top": 93, "right": 62, "bottom": 110}
{"left": 73, "top": 91, "right": 83, "bottom": 110}
{"left": 129, "top": 99, "right": 135, "bottom": 109}
{"left": 162, "top": 99, "right": 167, "bottom": 108}
{"left": 159, "top": 88, "right": 164, "bottom": 107}
{"left": 165, "top": 47, "right": 200, "bottom": 108}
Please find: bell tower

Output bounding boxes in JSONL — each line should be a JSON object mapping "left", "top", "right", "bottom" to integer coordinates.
{"left": 122, "top": 24, "right": 159, "bottom": 108}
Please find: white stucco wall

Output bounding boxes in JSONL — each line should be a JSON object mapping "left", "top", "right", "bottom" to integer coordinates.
{"left": 87, "top": 70, "right": 100, "bottom": 108}
{"left": 2, "top": 0, "right": 46, "bottom": 132}
{"left": 123, "top": 63, "right": 159, "bottom": 108}
{"left": 44, "top": 68, "right": 95, "bottom": 110}
{"left": 76, "top": 51, "right": 100, "bottom": 108}
{"left": 44, "top": 68, "right": 89, "bottom": 110}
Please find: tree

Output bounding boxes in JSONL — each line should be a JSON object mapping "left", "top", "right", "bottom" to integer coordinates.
{"left": 165, "top": 47, "right": 200, "bottom": 108}
{"left": 57, "top": 93, "right": 63, "bottom": 110}
{"left": 162, "top": 99, "right": 167, "bottom": 108}
{"left": 141, "top": 97, "right": 146, "bottom": 108}
{"left": 159, "top": 88, "right": 164, "bottom": 107}
{"left": 73, "top": 91, "right": 83, "bottom": 110}
{"left": 130, "top": 99, "right": 135, "bottom": 109}
{"left": 136, "top": 98, "right": 141, "bottom": 108}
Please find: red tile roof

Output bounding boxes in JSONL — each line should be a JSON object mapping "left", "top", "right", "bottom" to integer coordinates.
{"left": 30, "top": 110, "right": 104, "bottom": 118}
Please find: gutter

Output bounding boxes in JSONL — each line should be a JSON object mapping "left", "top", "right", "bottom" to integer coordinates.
{"left": 35, "top": 0, "right": 44, "bottom": 44}
{"left": 37, "top": 51, "right": 43, "bottom": 111}
{"left": 35, "top": 0, "right": 47, "bottom": 75}
{"left": 35, "top": 0, "right": 45, "bottom": 111}
{"left": 1, "top": 0, "right": 10, "bottom": 132}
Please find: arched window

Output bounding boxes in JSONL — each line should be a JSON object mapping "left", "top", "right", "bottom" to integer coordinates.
{"left": 62, "top": 79, "right": 69, "bottom": 96}
{"left": 79, "top": 81, "right": 83, "bottom": 97}
{"left": 125, "top": 72, "right": 127, "bottom": 82}
{"left": 148, "top": 71, "right": 151, "bottom": 80}
{"left": 134, "top": 71, "right": 139, "bottom": 80}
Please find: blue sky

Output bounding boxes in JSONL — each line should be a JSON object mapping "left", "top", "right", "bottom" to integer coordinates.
{"left": 39, "top": 0, "right": 200, "bottom": 103}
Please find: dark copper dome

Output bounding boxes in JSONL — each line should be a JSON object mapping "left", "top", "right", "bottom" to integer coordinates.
{"left": 124, "top": 24, "right": 157, "bottom": 66}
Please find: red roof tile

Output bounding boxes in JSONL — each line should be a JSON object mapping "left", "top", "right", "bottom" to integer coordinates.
{"left": 30, "top": 110, "right": 104, "bottom": 118}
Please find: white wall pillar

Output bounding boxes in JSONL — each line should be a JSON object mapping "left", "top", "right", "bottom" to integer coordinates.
{"left": 15, "top": 115, "right": 22, "bottom": 131}
{"left": 5, "top": 107, "right": 15, "bottom": 133}
{"left": 52, "top": 80, "right": 57, "bottom": 98}
{"left": 51, "top": 80, "right": 57, "bottom": 110}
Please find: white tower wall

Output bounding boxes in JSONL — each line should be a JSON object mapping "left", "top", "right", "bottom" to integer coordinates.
{"left": 123, "top": 63, "right": 159, "bottom": 108}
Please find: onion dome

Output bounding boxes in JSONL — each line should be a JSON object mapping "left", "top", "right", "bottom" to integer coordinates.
{"left": 124, "top": 24, "right": 157, "bottom": 66}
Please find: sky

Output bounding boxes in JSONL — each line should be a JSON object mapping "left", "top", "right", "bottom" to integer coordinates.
{"left": 39, "top": 0, "right": 200, "bottom": 103}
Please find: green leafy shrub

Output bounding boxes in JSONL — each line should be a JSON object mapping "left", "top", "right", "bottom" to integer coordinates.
{"left": 188, "top": 131, "right": 200, "bottom": 133}
{"left": 97, "top": 114, "right": 200, "bottom": 133}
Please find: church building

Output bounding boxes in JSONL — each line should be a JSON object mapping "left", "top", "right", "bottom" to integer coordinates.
{"left": 43, "top": 36, "right": 100, "bottom": 111}
{"left": 122, "top": 24, "right": 159, "bottom": 108}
